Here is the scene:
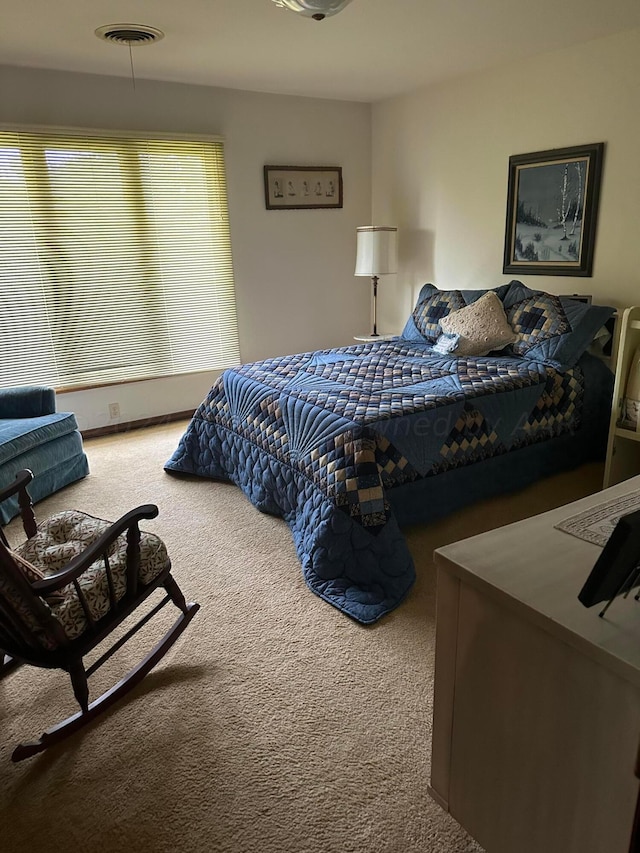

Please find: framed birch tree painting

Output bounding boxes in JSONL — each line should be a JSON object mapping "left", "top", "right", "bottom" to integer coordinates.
{"left": 503, "top": 142, "right": 604, "bottom": 277}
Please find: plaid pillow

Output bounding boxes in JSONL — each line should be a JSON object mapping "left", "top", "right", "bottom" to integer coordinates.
{"left": 401, "top": 283, "right": 512, "bottom": 344}
{"left": 502, "top": 281, "right": 615, "bottom": 369}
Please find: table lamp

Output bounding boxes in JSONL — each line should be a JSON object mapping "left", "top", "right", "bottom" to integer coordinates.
{"left": 354, "top": 226, "right": 398, "bottom": 337}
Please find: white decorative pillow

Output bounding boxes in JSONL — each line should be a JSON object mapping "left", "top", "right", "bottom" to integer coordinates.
{"left": 438, "top": 291, "right": 516, "bottom": 356}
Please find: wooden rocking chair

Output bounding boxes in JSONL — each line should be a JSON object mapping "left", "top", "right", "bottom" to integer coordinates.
{"left": 0, "top": 469, "right": 199, "bottom": 762}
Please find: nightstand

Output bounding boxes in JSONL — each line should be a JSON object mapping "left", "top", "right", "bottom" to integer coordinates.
{"left": 353, "top": 334, "right": 397, "bottom": 342}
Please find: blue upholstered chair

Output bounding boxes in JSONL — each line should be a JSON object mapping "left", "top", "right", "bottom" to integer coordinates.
{"left": 0, "top": 386, "right": 89, "bottom": 524}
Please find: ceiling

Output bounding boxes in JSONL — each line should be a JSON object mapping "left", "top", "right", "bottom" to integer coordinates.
{"left": 2, "top": 0, "right": 640, "bottom": 102}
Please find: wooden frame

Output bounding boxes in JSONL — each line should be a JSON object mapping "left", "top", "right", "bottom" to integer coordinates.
{"left": 263, "top": 165, "right": 343, "bottom": 210}
{"left": 604, "top": 307, "right": 640, "bottom": 488}
{"left": 503, "top": 142, "right": 604, "bottom": 277}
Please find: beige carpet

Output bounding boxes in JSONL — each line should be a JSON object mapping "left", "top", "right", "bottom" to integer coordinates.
{"left": 0, "top": 422, "right": 604, "bottom": 853}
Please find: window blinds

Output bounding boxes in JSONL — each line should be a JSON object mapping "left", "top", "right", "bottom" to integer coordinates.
{"left": 0, "top": 129, "right": 240, "bottom": 390}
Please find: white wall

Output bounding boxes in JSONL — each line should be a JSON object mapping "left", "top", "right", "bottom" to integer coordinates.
{"left": 372, "top": 28, "right": 640, "bottom": 337}
{"left": 0, "top": 65, "right": 371, "bottom": 429}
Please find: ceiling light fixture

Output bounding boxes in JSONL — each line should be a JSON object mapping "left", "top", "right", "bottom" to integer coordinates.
{"left": 271, "top": 0, "right": 354, "bottom": 21}
{"left": 95, "top": 24, "right": 164, "bottom": 89}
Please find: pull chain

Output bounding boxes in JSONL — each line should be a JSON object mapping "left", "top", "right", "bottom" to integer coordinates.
{"left": 128, "top": 41, "right": 136, "bottom": 91}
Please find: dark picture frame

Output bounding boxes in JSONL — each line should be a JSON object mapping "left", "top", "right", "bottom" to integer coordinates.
{"left": 264, "top": 165, "right": 343, "bottom": 210}
{"left": 578, "top": 508, "right": 640, "bottom": 611}
{"left": 503, "top": 142, "right": 604, "bottom": 277}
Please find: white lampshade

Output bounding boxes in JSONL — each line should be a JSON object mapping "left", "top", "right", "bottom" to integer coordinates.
{"left": 271, "top": 0, "right": 354, "bottom": 19}
{"left": 354, "top": 226, "right": 398, "bottom": 277}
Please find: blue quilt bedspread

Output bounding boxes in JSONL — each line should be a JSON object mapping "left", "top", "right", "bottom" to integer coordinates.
{"left": 165, "top": 340, "right": 584, "bottom": 623}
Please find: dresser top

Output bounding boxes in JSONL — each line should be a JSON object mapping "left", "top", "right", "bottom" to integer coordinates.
{"left": 435, "top": 475, "right": 640, "bottom": 684}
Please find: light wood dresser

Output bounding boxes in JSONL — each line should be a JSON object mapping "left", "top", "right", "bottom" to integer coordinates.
{"left": 431, "top": 475, "right": 640, "bottom": 853}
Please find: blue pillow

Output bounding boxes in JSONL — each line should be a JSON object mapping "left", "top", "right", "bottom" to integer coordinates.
{"left": 502, "top": 281, "right": 615, "bottom": 370}
{"left": 401, "top": 283, "right": 512, "bottom": 343}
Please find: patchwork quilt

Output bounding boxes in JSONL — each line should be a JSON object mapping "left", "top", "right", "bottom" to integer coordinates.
{"left": 165, "top": 340, "right": 584, "bottom": 623}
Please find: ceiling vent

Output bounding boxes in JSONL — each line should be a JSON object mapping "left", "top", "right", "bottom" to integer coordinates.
{"left": 95, "top": 24, "right": 165, "bottom": 46}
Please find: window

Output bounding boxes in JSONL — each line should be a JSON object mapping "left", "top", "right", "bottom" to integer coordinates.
{"left": 0, "top": 128, "right": 240, "bottom": 389}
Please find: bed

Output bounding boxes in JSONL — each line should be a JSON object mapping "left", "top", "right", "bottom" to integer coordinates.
{"left": 165, "top": 281, "right": 615, "bottom": 624}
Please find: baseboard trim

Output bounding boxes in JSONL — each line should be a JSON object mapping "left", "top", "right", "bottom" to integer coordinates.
{"left": 427, "top": 785, "right": 449, "bottom": 812}
{"left": 82, "top": 410, "right": 194, "bottom": 440}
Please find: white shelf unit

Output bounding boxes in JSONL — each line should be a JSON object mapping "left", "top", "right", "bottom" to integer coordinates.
{"left": 604, "top": 306, "right": 640, "bottom": 487}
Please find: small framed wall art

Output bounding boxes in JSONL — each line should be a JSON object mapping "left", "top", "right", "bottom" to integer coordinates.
{"left": 264, "top": 165, "right": 343, "bottom": 210}
{"left": 502, "top": 142, "right": 604, "bottom": 277}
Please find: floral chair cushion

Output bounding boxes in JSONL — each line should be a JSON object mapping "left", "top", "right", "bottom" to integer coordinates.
{"left": 9, "top": 549, "right": 45, "bottom": 584}
{"left": 0, "top": 549, "right": 54, "bottom": 646}
{"left": 13, "top": 510, "right": 170, "bottom": 645}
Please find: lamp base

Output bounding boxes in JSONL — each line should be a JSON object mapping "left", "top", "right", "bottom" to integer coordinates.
{"left": 370, "top": 275, "right": 379, "bottom": 338}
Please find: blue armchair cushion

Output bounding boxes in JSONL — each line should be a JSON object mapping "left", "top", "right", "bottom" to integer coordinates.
{"left": 0, "top": 385, "right": 89, "bottom": 525}
{"left": 0, "top": 386, "right": 56, "bottom": 419}
{"left": 0, "top": 413, "right": 80, "bottom": 467}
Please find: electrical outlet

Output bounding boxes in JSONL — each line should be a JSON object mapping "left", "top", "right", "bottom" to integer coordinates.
{"left": 108, "top": 402, "right": 121, "bottom": 420}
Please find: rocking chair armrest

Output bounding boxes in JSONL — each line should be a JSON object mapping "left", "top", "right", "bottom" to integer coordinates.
{"left": 31, "top": 504, "right": 160, "bottom": 595}
{"left": 0, "top": 469, "right": 34, "bottom": 505}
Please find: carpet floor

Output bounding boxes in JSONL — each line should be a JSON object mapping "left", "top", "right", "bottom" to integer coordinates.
{"left": 0, "top": 421, "right": 604, "bottom": 853}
